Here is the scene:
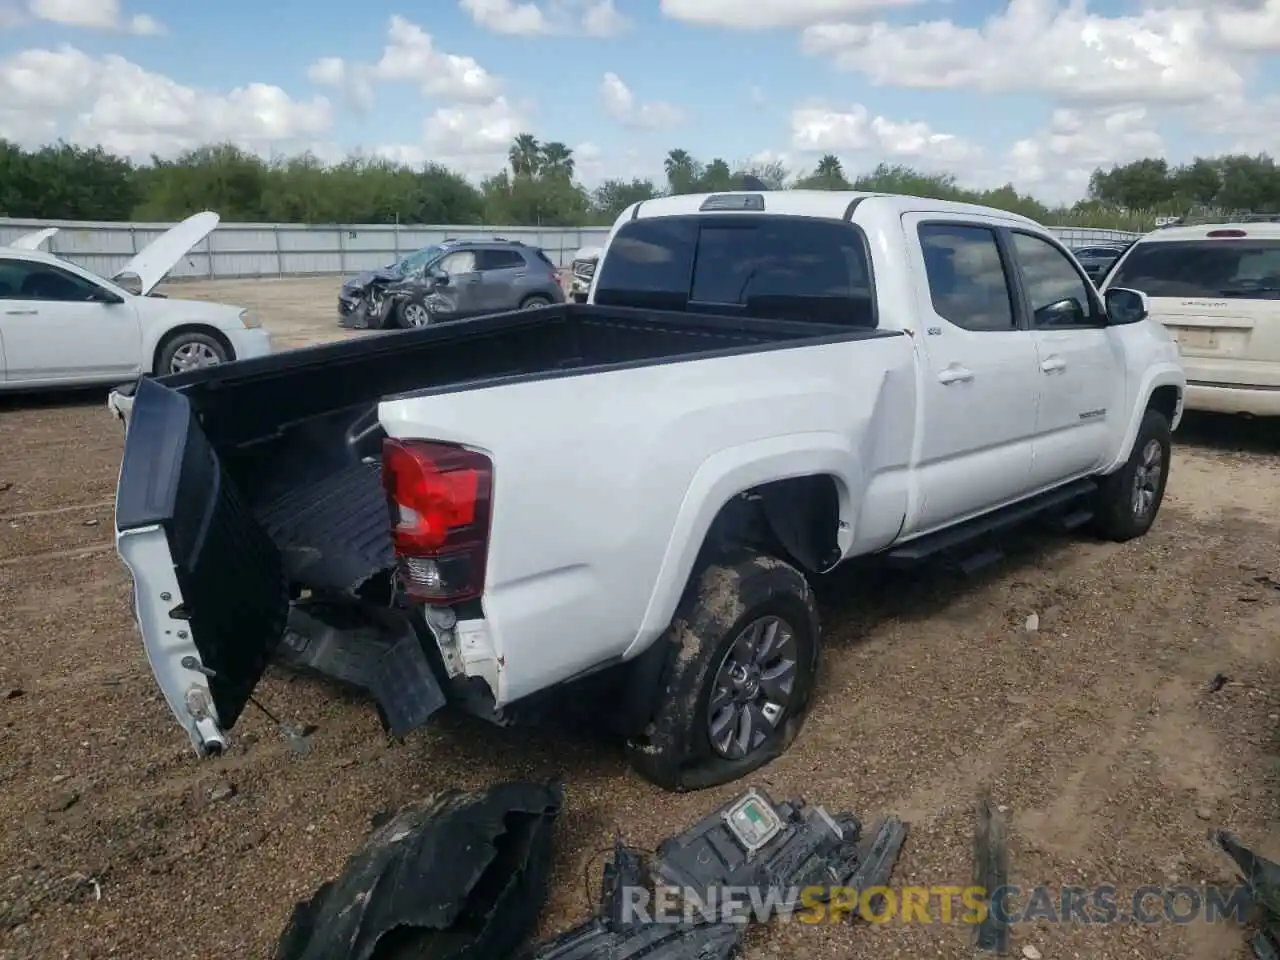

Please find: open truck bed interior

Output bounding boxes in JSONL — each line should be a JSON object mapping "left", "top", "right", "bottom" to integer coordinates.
{"left": 113, "top": 303, "right": 890, "bottom": 734}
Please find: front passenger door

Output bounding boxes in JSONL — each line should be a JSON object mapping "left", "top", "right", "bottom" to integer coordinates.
{"left": 1009, "top": 231, "right": 1119, "bottom": 486}
{"left": 0, "top": 257, "right": 140, "bottom": 383}
{"left": 436, "top": 250, "right": 481, "bottom": 317}
{"left": 904, "top": 217, "right": 1041, "bottom": 535}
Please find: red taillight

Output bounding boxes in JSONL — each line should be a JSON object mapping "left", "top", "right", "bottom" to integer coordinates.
{"left": 1206, "top": 229, "right": 1247, "bottom": 238}
{"left": 382, "top": 438, "right": 492, "bottom": 603}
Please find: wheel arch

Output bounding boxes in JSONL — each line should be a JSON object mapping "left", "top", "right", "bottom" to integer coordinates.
{"left": 623, "top": 432, "right": 859, "bottom": 662}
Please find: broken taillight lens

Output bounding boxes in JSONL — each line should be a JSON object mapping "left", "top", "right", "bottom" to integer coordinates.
{"left": 382, "top": 438, "right": 492, "bottom": 603}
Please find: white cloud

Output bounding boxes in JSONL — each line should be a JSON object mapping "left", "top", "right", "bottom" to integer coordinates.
{"left": 308, "top": 15, "right": 501, "bottom": 112}
{"left": 790, "top": 104, "right": 981, "bottom": 167}
{"left": 24, "top": 0, "right": 164, "bottom": 34}
{"left": 659, "top": 0, "right": 919, "bottom": 29}
{"left": 459, "top": 0, "right": 631, "bottom": 36}
{"left": 1004, "top": 105, "right": 1166, "bottom": 203}
{"left": 0, "top": 45, "right": 332, "bottom": 159}
{"left": 599, "top": 72, "right": 687, "bottom": 128}
{"left": 306, "top": 56, "right": 374, "bottom": 112}
{"left": 801, "top": 0, "right": 1244, "bottom": 105}
{"left": 373, "top": 15, "right": 501, "bottom": 102}
{"left": 1210, "top": 0, "right": 1280, "bottom": 52}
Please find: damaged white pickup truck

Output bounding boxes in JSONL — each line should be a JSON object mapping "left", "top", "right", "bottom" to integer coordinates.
{"left": 111, "top": 190, "right": 1185, "bottom": 792}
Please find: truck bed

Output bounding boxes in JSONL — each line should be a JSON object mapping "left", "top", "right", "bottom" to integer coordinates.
{"left": 113, "top": 303, "right": 896, "bottom": 733}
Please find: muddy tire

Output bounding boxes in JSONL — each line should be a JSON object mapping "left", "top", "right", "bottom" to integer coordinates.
{"left": 624, "top": 552, "right": 821, "bottom": 792}
{"left": 1090, "top": 408, "right": 1172, "bottom": 542}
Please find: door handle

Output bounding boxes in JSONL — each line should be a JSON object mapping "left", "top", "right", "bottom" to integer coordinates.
{"left": 4, "top": 308, "right": 37, "bottom": 315}
{"left": 1040, "top": 355, "right": 1066, "bottom": 373}
{"left": 937, "top": 364, "right": 974, "bottom": 384}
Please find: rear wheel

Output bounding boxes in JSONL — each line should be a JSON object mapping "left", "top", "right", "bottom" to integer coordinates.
{"left": 520, "top": 295, "right": 552, "bottom": 310}
{"left": 156, "top": 331, "right": 229, "bottom": 376}
{"left": 1091, "top": 408, "right": 1171, "bottom": 542}
{"left": 624, "top": 552, "right": 820, "bottom": 792}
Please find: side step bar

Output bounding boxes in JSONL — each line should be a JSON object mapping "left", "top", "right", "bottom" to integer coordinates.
{"left": 883, "top": 478, "right": 1099, "bottom": 567}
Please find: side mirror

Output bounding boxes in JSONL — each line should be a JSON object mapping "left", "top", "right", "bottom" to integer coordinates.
{"left": 1034, "top": 297, "right": 1085, "bottom": 327}
{"left": 1104, "top": 287, "right": 1149, "bottom": 325}
{"left": 114, "top": 271, "right": 143, "bottom": 296}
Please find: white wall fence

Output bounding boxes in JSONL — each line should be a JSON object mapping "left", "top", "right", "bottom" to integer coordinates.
{"left": 0, "top": 218, "right": 1142, "bottom": 281}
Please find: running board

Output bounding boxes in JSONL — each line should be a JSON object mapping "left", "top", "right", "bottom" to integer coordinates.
{"left": 883, "top": 479, "right": 1098, "bottom": 567}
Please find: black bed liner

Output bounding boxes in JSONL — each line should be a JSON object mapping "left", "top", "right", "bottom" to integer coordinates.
{"left": 113, "top": 303, "right": 897, "bottom": 731}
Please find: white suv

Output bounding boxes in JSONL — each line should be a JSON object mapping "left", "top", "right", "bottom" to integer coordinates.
{"left": 1102, "top": 219, "right": 1280, "bottom": 417}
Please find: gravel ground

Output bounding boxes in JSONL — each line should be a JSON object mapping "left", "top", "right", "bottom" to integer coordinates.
{"left": 1, "top": 276, "right": 1277, "bottom": 960}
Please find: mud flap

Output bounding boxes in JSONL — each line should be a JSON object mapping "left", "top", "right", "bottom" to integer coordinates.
{"left": 275, "top": 602, "right": 447, "bottom": 739}
{"left": 275, "top": 781, "right": 564, "bottom": 960}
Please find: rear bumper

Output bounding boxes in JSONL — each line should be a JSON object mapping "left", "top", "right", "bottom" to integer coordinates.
{"left": 1186, "top": 381, "right": 1280, "bottom": 417}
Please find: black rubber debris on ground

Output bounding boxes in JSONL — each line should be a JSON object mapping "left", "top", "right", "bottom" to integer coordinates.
{"left": 274, "top": 780, "right": 564, "bottom": 960}
{"left": 528, "top": 786, "right": 906, "bottom": 958}
{"left": 1214, "top": 829, "right": 1280, "bottom": 960}
{"left": 973, "top": 790, "right": 1010, "bottom": 954}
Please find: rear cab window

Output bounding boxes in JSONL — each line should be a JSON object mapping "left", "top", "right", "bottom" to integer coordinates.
{"left": 1110, "top": 239, "right": 1280, "bottom": 300}
{"left": 592, "top": 215, "right": 877, "bottom": 327}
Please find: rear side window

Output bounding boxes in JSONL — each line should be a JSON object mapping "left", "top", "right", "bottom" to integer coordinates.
{"left": 531, "top": 248, "right": 557, "bottom": 269}
{"left": 477, "top": 249, "right": 524, "bottom": 270}
{"left": 1110, "top": 239, "right": 1280, "bottom": 299}
{"left": 917, "top": 224, "right": 1015, "bottom": 332}
{"left": 593, "top": 215, "right": 875, "bottom": 326}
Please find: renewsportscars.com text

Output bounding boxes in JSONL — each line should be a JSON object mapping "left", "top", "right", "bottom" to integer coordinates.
{"left": 621, "top": 884, "right": 1253, "bottom": 926}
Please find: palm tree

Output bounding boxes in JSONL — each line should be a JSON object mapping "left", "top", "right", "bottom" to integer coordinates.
{"left": 539, "top": 141, "right": 574, "bottom": 181}
{"left": 664, "top": 148, "right": 700, "bottom": 193}
{"left": 816, "top": 154, "right": 843, "bottom": 179}
{"left": 508, "top": 134, "right": 542, "bottom": 178}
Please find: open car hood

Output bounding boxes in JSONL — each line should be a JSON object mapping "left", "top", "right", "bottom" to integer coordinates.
{"left": 113, "top": 211, "right": 219, "bottom": 296}
{"left": 9, "top": 227, "right": 58, "bottom": 250}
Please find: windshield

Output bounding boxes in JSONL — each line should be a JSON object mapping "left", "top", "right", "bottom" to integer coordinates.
{"left": 393, "top": 244, "right": 446, "bottom": 274}
{"left": 1110, "top": 239, "right": 1280, "bottom": 299}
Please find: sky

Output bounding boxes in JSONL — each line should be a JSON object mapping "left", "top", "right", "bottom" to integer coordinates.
{"left": 0, "top": 0, "right": 1278, "bottom": 204}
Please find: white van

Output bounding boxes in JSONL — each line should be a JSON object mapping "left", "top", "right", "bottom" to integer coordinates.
{"left": 1101, "top": 220, "right": 1280, "bottom": 416}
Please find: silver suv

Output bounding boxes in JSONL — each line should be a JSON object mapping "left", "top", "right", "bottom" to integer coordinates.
{"left": 338, "top": 238, "right": 566, "bottom": 329}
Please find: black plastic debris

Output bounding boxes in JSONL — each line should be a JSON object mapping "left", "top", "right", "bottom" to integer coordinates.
{"left": 527, "top": 839, "right": 744, "bottom": 959}
{"left": 274, "top": 780, "right": 564, "bottom": 960}
{"left": 972, "top": 792, "right": 1010, "bottom": 954}
{"left": 1215, "top": 829, "right": 1280, "bottom": 960}
{"left": 528, "top": 787, "right": 907, "bottom": 959}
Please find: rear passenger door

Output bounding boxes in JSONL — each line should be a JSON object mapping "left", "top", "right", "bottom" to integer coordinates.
{"left": 475, "top": 248, "right": 529, "bottom": 312}
{"left": 902, "top": 215, "right": 1041, "bottom": 533}
{"left": 1007, "top": 230, "right": 1119, "bottom": 486}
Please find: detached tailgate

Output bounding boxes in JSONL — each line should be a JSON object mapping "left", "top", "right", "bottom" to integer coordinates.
{"left": 114, "top": 376, "right": 289, "bottom": 754}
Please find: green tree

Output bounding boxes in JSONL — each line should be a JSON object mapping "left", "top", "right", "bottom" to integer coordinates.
{"left": 591, "top": 178, "right": 659, "bottom": 221}
{"left": 4, "top": 134, "right": 1280, "bottom": 233}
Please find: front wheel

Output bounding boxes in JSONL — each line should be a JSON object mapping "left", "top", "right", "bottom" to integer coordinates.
{"left": 156, "top": 331, "right": 229, "bottom": 376}
{"left": 1090, "top": 408, "right": 1172, "bottom": 542}
{"left": 624, "top": 552, "right": 821, "bottom": 792}
{"left": 396, "top": 300, "right": 432, "bottom": 329}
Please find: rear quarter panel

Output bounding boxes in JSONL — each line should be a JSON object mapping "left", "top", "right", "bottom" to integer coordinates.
{"left": 378, "top": 334, "right": 917, "bottom": 703}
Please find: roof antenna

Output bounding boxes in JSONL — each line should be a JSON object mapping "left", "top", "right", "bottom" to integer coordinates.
{"left": 740, "top": 174, "right": 768, "bottom": 192}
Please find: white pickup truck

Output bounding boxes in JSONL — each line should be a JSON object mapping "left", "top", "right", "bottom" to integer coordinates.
{"left": 111, "top": 190, "right": 1185, "bottom": 792}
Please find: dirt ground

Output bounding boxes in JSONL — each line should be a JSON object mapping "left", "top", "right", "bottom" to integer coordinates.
{"left": 1, "top": 275, "right": 1277, "bottom": 960}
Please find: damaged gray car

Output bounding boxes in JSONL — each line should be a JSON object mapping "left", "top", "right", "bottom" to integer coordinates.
{"left": 337, "top": 238, "right": 565, "bottom": 330}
